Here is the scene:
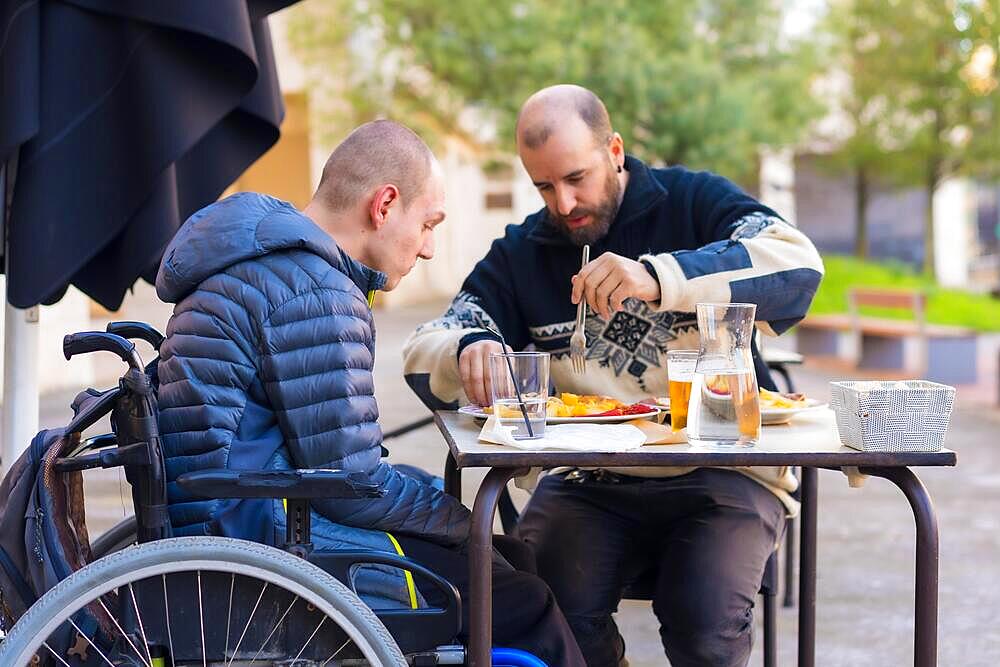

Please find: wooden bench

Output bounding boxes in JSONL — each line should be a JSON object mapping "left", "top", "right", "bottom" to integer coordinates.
{"left": 796, "top": 288, "right": 978, "bottom": 384}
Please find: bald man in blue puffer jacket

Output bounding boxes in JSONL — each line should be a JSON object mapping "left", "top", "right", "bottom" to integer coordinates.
{"left": 154, "top": 120, "right": 585, "bottom": 666}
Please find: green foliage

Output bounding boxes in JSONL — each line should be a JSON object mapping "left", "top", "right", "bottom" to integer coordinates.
{"left": 287, "top": 0, "right": 825, "bottom": 183}
{"left": 822, "top": 0, "right": 1000, "bottom": 275}
{"left": 810, "top": 255, "right": 1000, "bottom": 332}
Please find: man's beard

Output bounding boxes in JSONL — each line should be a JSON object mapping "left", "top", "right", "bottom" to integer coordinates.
{"left": 549, "top": 168, "right": 622, "bottom": 246}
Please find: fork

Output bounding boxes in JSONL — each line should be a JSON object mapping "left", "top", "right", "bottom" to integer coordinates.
{"left": 569, "top": 244, "right": 590, "bottom": 373}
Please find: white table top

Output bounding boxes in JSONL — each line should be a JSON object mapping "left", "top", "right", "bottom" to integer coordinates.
{"left": 434, "top": 408, "right": 957, "bottom": 469}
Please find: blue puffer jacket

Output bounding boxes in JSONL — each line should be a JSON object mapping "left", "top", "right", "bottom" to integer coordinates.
{"left": 154, "top": 193, "right": 471, "bottom": 551}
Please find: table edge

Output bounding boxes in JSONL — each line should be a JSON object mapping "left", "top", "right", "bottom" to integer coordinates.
{"left": 434, "top": 411, "right": 957, "bottom": 470}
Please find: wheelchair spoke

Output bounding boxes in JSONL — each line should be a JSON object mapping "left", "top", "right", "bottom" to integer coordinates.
{"left": 225, "top": 580, "right": 269, "bottom": 667}
{"left": 67, "top": 618, "right": 118, "bottom": 667}
{"left": 198, "top": 570, "right": 206, "bottom": 667}
{"left": 97, "top": 598, "right": 152, "bottom": 667}
{"left": 224, "top": 572, "right": 234, "bottom": 658}
{"left": 248, "top": 595, "right": 300, "bottom": 664}
{"left": 41, "top": 642, "right": 72, "bottom": 667}
{"left": 162, "top": 574, "right": 176, "bottom": 667}
{"left": 291, "top": 615, "right": 327, "bottom": 665}
{"left": 128, "top": 582, "right": 154, "bottom": 667}
{"left": 322, "top": 637, "right": 353, "bottom": 666}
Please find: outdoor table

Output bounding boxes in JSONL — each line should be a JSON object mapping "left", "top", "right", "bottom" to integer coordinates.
{"left": 432, "top": 408, "right": 956, "bottom": 667}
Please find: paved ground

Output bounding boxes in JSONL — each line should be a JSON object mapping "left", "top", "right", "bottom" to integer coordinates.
{"left": 28, "top": 300, "right": 1000, "bottom": 666}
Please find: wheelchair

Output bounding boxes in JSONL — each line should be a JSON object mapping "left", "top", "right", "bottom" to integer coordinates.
{"left": 0, "top": 323, "right": 545, "bottom": 667}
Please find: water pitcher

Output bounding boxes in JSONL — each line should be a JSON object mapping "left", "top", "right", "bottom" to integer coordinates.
{"left": 687, "top": 303, "right": 761, "bottom": 447}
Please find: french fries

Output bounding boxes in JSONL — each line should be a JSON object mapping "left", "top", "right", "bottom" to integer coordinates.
{"left": 759, "top": 388, "right": 809, "bottom": 410}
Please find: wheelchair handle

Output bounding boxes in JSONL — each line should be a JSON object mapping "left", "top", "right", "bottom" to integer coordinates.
{"left": 63, "top": 332, "right": 144, "bottom": 370}
{"left": 106, "top": 321, "right": 165, "bottom": 351}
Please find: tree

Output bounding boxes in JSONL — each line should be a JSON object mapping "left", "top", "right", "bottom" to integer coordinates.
{"left": 287, "top": 0, "right": 824, "bottom": 186}
{"left": 820, "top": 2, "right": 892, "bottom": 260}
{"left": 825, "top": 0, "right": 1000, "bottom": 277}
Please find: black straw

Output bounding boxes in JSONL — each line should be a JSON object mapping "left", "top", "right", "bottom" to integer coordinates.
{"left": 484, "top": 326, "right": 535, "bottom": 438}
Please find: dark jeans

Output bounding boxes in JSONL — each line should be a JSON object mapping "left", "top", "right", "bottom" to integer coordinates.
{"left": 395, "top": 535, "right": 586, "bottom": 667}
{"left": 515, "top": 468, "right": 786, "bottom": 667}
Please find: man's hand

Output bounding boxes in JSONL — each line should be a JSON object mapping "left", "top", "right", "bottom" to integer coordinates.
{"left": 571, "top": 252, "right": 661, "bottom": 320}
{"left": 459, "top": 339, "right": 505, "bottom": 407}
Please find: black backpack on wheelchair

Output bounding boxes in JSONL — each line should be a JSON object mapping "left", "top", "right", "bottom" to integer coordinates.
{"left": 0, "top": 323, "right": 472, "bottom": 666}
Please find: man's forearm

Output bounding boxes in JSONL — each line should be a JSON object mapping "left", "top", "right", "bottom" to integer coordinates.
{"left": 403, "top": 290, "right": 503, "bottom": 409}
{"left": 313, "top": 463, "right": 472, "bottom": 546}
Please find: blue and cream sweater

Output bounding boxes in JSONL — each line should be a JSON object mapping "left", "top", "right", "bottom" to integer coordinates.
{"left": 403, "top": 156, "right": 824, "bottom": 509}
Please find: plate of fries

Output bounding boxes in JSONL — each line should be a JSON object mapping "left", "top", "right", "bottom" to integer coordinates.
{"left": 759, "top": 388, "right": 826, "bottom": 425}
{"left": 460, "top": 392, "right": 662, "bottom": 424}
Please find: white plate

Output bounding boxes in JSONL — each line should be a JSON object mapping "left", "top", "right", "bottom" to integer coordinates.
{"left": 761, "top": 399, "right": 827, "bottom": 425}
{"left": 457, "top": 404, "right": 662, "bottom": 424}
{"left": 647, "top": 397, "right": 671, "bottom": 411}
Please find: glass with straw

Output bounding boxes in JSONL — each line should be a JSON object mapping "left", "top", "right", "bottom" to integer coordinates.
{"left": 483, "top": 327, "right": 549, "bottom": 440}
{"left": 488, "top": 351, "right": 549, "bottom": 440}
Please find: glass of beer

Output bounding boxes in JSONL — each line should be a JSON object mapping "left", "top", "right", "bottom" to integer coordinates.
{"left": 666, "top": 350, "right": 698, "bottom": 431}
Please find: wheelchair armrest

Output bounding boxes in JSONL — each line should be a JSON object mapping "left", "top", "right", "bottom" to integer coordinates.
{"left": 308, "top": 549, "right": 462, "bottom": 650}
{"left": 176, "top": 469, "right": 385, "bottom": 500}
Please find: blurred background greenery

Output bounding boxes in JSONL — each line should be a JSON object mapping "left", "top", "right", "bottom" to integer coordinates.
{"left": 288, "top": 0, "right": 825, "bottom": 184}
{"left": 282, "top": 0, "right": 999, "bottom": 322}
{"left": 812, "top": 256, "right": 1000, "bottom": 331}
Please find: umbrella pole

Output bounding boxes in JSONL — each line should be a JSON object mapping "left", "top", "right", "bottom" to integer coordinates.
{"left": 1, "top": 305, "right": 40, "bottom": 473}
{"left": 0, "top": 161, "right": 40, "bottom": 475}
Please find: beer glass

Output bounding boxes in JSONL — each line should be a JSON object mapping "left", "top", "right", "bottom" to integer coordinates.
{"left": 687, "top": 303, "right": 761, "bottom": 447}
{"left": 666, "top": 350, "right": 698, "bottom": 431}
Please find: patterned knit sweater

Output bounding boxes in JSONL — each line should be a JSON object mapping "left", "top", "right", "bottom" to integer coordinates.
{"left": 403, "top": 156, "right": 824, "bottom": 513}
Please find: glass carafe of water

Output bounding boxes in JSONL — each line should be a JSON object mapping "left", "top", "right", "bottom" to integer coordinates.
{"left": 687, "top": 303, "right": 761, "bottom": 447}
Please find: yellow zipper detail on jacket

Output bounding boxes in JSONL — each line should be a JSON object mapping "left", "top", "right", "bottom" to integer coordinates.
{"left": 366, "top": 289, "right": 376, "bottom": 309}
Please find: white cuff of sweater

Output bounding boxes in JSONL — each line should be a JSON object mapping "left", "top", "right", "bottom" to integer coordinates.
{"left": 638, "top": 252, "right": 686, "bottom": 313}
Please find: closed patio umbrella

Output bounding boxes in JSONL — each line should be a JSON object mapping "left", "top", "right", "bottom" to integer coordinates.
{"left": 0, "top": 0, "right": 299, "bottom": 468}
{"left": 1, "top": 0, "right": 298, "bottom": 309}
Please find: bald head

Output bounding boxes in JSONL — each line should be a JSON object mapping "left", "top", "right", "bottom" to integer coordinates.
{"left": 516, "top": 85, "right": 613, "bottom": 150}
{"left": 315, "top": 120, "right": 434, "bottom": 212}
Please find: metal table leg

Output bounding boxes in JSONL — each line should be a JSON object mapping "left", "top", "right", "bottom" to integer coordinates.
{"left": 784, "top": 467, "right": 799, "bottom": 608}
{"left": 444, "top": 450, "right": 462, "bottom": 501}
{"left": 798, "top": 466, "right": 817, "bottom": 667}
{"left": 860, "top": 467, "right": 939, "bottom": 667}
{"left": 469, "top": 466, "right": 528, "bottom": 667}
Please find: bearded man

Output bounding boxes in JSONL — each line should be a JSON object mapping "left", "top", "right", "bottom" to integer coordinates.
{"left": 403, "top": 85, "right": 824, "bottom": 666}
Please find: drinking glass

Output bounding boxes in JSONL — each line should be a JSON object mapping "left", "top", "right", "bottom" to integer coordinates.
{"left": 687, "top": 303, "right": 761, "bottom": 447}
{"left": 666, "top": 350, "right": 698, "bottom": 432}
{"left": 489, "top": 351, "right": 550, "bottom": 440}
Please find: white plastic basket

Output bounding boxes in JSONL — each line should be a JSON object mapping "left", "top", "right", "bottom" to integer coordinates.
{"left": 829, "top": 380, "right": 955, "bottom": 452}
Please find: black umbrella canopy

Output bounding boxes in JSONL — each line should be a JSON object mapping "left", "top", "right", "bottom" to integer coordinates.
{"left": 0, "top": 0, "right": 298, "bottom": 310}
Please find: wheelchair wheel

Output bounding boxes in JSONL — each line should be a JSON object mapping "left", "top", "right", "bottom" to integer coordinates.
{"left": 0, "top": 536, "right": 407, "bottom": 666}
